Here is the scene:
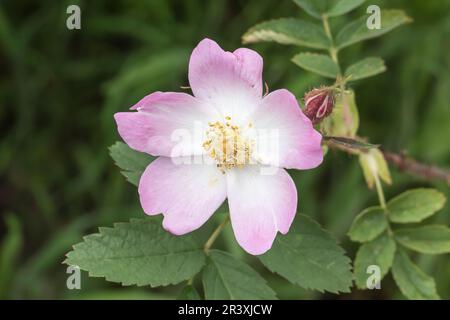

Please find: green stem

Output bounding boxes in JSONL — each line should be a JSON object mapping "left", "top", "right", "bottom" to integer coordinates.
{"left": 321, "top": 15, "right": 354, "bottom": 135}
{"left": 204, "top": 215, "right": 230, "bottom": 253}
{"left": 373, "top": 172, "right": 394, "bottom": 236}
{"left": 373, "top": 174, "right": 386, "bottom": 210}
{"left": 322, "top": 15, "right": 340, "bottom": 72}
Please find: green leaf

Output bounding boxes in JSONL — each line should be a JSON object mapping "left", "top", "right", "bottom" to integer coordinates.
{"left": 392, "top": 249, "right": 440, "bottom": 300}
{"left": 354, "top": 233, "right": 396, "bottom": 289}
{"left": 394, "top": 225, "right": 450, "bottom": 254}
{"left": 292, "top": 52, "right": 339, "bottom": 78}
{"left": 336, "top": 10, "right": 412, "bottom": 49}
{"left": 202, "top": 250, "right": 277, "bottom": 300}
{"left": 121, "top": 171, "right": 143, "bottom": 186}
{"left": 64, "top": 218, "right": 206, "bottom": 287}
{"left": 348, "top": 207, "right": 388, "bottom": 243}
{"left": 259, "top": 214, "right": 353, "bottom": 293}
{"left": 327, "top": 0, "right": 367, "bottom": 17}
{"left": 387, "top": 189, "right": 446, "bottom": 223}
{"left": 323, "top": 136, "right": 379, "bottom": 151}
{"left": 345, "top": 57, "right": 386, "bottom": 81}
{"left": 292, "top": 0, "right": 366, "bottom": 19}
{"left": 109, "top": 141, "right": 155, "bottom": 186}
{"left": 292, "top": 0, "right": 328, "bottom": 19}
{"left": 322, "top": 89, "right": 359, "bottom": 137}
{"left": 242, "top": 18, "right": 329, "bottom": 49}
{"left": 177, "top": 285, "right": 201, "bottom": 300}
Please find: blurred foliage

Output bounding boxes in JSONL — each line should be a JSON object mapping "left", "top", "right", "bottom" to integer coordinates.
{"left": 0, "top": 0, "right": 449, "bottom": 299}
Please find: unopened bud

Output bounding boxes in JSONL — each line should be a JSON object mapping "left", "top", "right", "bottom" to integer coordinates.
{"left": 303, "top": 87, "right": 334, "bottom": 124}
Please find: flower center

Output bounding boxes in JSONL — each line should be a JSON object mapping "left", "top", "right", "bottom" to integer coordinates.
{"left": 202, "top": 117, "right": 254, "bottom": 172}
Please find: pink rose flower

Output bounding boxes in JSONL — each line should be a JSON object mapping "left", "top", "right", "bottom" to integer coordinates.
{"left": 114, "top": 38, "right": 323, "bottom": 255}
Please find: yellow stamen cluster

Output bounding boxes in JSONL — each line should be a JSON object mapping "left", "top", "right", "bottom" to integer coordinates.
{"left": 203, "top": 117, "right": 254, "bottom": 172}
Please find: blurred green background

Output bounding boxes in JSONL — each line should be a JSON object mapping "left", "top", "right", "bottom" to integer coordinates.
{"left": 1, "top": 0, "right": 449, "bottom": 299}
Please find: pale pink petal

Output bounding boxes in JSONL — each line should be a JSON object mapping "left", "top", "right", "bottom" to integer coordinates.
{"left": 138, "top": 157, "right": 227, "bottom": 235}
{"left": 114, "top": 92, "right": 218, "bottom": 157}
{"left": 251, "top": 89, "right": 323, "bottom": 170}
{"left": 226, "top": 166, "right": 297, "bottom": 255}
{"left": 188, "top": 38, "right": 263, "bottom": 123}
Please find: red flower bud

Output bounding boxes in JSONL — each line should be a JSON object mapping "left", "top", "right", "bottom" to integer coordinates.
{"left": 303, "top": 87, "right": 334, "bottom": 124}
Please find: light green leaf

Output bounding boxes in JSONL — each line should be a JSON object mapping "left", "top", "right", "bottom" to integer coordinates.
{"left": 259, "top": 214, "right": 353, "bottom": 293}
{"left": 392, "top": 249, "right": 440, "bottom": 300}
{"left": 177, "top": 285, "right": 201, "bottom": 300}
{"left": 345, "top": 57, "right": 386, "bottom": 81}
{"left": 354, "top": 233, "right": 396, "bottom": 289}
{"left": 336, "top": 10, "right": 412, "bottom": 49}
{"left": 322, "top": 89, "right": 359, "bottom": 137}
{"left": 64, "top": 218, "right": 206, "bottom": 287}
{"left": 394, "top": 225, "right": 450, "bottom": 254}
{"left": 292, "top": 52, "right": 339, "bottom": 78}
{"left": 109, "top": 141, "right": 154, "bottom": 186}
{"left": 348, "top": 207, "right": 388, "bottom": 242}
{"left": 242, "top": 18, "right": 329, "bottom": 49}
{"left": 387, "top": 189, "right": 446, "bottom": 223}
{"left": 292, "top": 0, "right": 366, "bottom": 19}
{"left": 202, "top": 250, "right": 277, "bottom": 300}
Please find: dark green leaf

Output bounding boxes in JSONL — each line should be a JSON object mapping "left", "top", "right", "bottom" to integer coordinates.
{"left": 109, "top": 141, "right": 155, "bottom": 186}
{"left": 336, "top": 10, "right": 412, "bottom": 49}
{"left": 65, "top": 218, "right": 206, "bottom": 287}
{"left": 292, "top": 0, "right": 366, "bottom": 19}
{"left": 202, "top": 250, "right": 277, "bottom": 300}
{"left": 259, "top": 214, "right": 353, "bottom": 293}
{"left": 327, "top": 0, "right": 367, "bottom": 17}
{"left": 242, "top": 18, "right": 329, "bottom": 49}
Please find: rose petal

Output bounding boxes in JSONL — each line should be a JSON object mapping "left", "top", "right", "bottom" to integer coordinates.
{"left": 188, "top": 38, "right": 263, "bottom": 123}
{"left": 114, "top": 92, "right": 218, "bottom": 157}
{"left": 226, "top": 166, "right": 297, "bottom": 255}
{"left": 251, "top": 89, "right": 323, "bottom": 170}
{"left": 138, "top": 157, "right": 227, "bottom": 235}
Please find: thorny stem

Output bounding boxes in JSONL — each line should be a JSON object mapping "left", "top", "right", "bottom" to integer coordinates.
{"left": 326, "top": 141, "right": 450, "bottom": 185}
{"left": 204, "top": 215, "right": 230, "bottom": 253}
{"left": 382, "top": 150, "right": 450, "bottom": 186}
